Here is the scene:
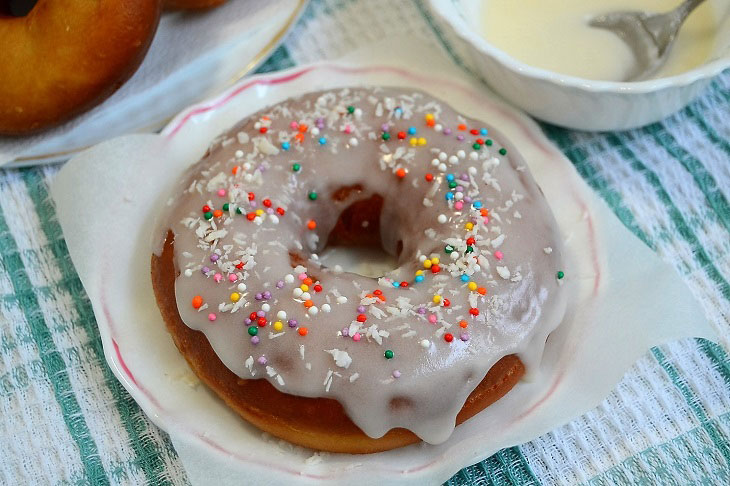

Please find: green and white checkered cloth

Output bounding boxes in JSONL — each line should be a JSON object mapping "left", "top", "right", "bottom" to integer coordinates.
{"left": 1, "top": 0, "right": 729, "bottom": 483}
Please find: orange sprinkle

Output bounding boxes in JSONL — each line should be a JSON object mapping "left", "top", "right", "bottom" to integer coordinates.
{"left": 303, "top": 277, "right": 313, "bottom": 286}
{"left": 213, "top": 209, "right": 223, "bottom": 218}
{"left": 459, "top": 320, "right": 468, "bottom": 328}
{"left": 307, "top": 219, "right": 317, "bottom": 230}
{"left": 395, "top": 168, "right": 406, "bottom": 178}
{"left": 298, "top": 124, "right": 308, "bottom": 133}
{"left": 477, "top": 287, "right": 487, "bottom": 295}
{"left": 480, "top": 208, "right": 489, "bottom": 217}
{"left": 231, "top": 166, "right": 238, "bottom": 175}
{"left": 298, "top": 327, "right": 308, "bottom": 336}
{"left": 303, "top": 299, "right": 314, "bottom": 308}
{"left": 458, "top": 124, "right": 467, "bottom": 131}
{"left": 192, "top": 295, "right": 203, "bottom": 309}
{"left": 378, "top": 295, "right": 386, "bottom": 302}
{"left": 294, "top": 133, "right": 305, "bottom": 142}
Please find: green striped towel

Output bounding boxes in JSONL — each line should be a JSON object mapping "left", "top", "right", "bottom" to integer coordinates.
{"left": 1, "top": 0, "right": 729, "bottom": 483}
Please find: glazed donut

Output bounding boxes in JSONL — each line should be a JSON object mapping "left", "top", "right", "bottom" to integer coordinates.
{"left": 152, "top": 87, "right": 568, "bottom": 453}
{"left": 0, "top": 0, "right": 162, "bottom": 135}
{"left": 164, "top": 0, "right": 226, "bottom": 10}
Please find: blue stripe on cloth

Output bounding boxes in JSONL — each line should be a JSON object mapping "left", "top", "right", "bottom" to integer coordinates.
{"left": 0, "top": 192, "right": 110, "bottom": 485}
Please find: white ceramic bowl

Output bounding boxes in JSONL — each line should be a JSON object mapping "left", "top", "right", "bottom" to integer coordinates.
{"left": 427, "top": 0, "right": 730, "bottom": 131}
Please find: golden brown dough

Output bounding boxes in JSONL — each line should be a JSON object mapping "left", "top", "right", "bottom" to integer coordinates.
{"left": 0, "top": 0, "right": 162, "bottom": 135}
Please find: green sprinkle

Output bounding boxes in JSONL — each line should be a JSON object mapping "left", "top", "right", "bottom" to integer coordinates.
{"left": 466, "top": 246, "right": 474, "bottom": 253}
{"left": 308, "top": 191, "right": 318, "bottom": 201}
{"left": 292, "top": 163, "right": 301, "bottom": 172}
{"left": 222, "top": 203, "right": 230, "bottom": 211}
{"left": 557, "top": 271, "right": 565, "bottom": 280}
{"left": 235, "top": 207, "right": 243, "bottom": 215}
{"left": 472, "top": 143, "right": 481, "bottom": 150}
{"left": 203, "top": 211, "right": 213, "bottom": 220}
{"left": 448, "top": 181, "right": 457, "bottom": 189}
{"left": 347, "top": 105, "right": 355, "bottom": 114}
{"left": 486, "top": 139, "right": 493, "bottom": 146}
{"left": 444, "top": 245, "right": 454, "bottom": 254}
{"left": 248, "top": 326, "right": 258, "bottom": 336}
{"left": 384, "top": 350, "right": 394, "bottom": 359}
{"left": 382, "top": 132, "right": 391, "bottom": 141}
{"left": 499, "top": 148, "right": 507, "bottom": 155}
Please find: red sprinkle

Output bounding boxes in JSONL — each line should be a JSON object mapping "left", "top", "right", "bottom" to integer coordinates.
{"left": 469, "top": 308, "right": 480, "bottom": 316}
{"left": 276, "top": 207, "right": 286, "bottom": 216}
{"left": 246, "top": 212, "right": 256, "bottom": 221}
{"left": 257, "top": 317, "right": 267, "bottom": 327}
{"left": 356, "top": 314, "right": 367, "bottom": 323}
{"left": 470, "top": 129, "right": 479, "bottom": 135}
{"left": 249, "top": 312, "right": 258, "bottom": 320}
{"left": 458, "top": 124, "right": 467, "bottom": 131}
{"left": 235, "top": 261, "right": 245, "bottom": 269}
{"left": 248, "top": 192, "right": 255, "bottom": 201}
{"left": 476, "top": 138, "right": 484, "bottom": 145}
{"left": 444, "top": 333, "right": 454, "bottom": 342}
{"left": 213, "top": 209, "right": 223, "bottom": 218}
{"left": 313, "top": 284, "right": 323, "bottom": 293}
{"left": 431, "top": 264, "right": 440, "bottom": 273}
{"left": 298, "top": 327, "right": 308, "bottom": 336}
{"left": 400, "top": 281, "right": 409, "bottom": 288}
{"left": 202, "top": 205, "right": 211, "bottom": 213}
{"left": 373, "top": 289, "right": 383, "bottom": 296}
{"left": 397, "top": 131, "right": 406, "bottom": 140}
{"left": 466, "top": 237, "right": 476, "bottom": 245}
{"left": 443, "top": 298, "right": 450, "bottom": 307}
{"left": 259, "top": 127, "right": 268, "bottom": 134}
{"left": 396, "top": 168, "right": 406, "bottom": 178}
{"left": 425, "top": 173, "right": 434, "bottom": 182}
{"left": 263, "top": 199, "right": 272, "bottom": 207}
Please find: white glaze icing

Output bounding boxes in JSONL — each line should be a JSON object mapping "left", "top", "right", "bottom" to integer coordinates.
{"left": 157, "top": 87, "right": 568, "bottom": 444}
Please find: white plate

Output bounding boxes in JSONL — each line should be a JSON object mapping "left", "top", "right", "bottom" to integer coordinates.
{"left": 53, "top": 58, "right": 712, "bottom": 485}
{"left": 1, "top": 0, "right": 308, "bottom": 167}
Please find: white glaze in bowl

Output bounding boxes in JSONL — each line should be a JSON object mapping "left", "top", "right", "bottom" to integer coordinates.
{"left": 426, "top": 0, "right": 730, "bottom": 130}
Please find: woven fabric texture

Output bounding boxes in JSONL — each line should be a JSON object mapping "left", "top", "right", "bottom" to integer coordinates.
{"left": 1, "top": 0, "right": 728, "bottom": 484}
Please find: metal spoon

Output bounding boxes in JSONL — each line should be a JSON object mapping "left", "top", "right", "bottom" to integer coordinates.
{"left": 589, "top": 0, "right": 706, "bottom": 81}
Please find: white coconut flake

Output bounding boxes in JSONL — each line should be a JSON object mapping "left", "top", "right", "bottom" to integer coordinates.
{"left": 496, "top": 266, "right": 511, "bottom": 279}
{"left": 325, "top": 349, "right": 352, "bottom": 369}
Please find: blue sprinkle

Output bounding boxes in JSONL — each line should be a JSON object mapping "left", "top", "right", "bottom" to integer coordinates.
{"left": 281, "top": 142, "right": 290, "bottom": 151}
{"left": 473, "top": 201, "right": 482, "bottom": 209}
{"left": 446, "top": 174, "right": 455, "bottom": 181}
{"left": 392, "top": 281, "right": 400, "bottom": 288}
{"left": 408, "top": 127, "right": 417, "bottom": 135}
{"left": 480, "top": 128, "right": 488, "bottom": 135}
{"left": 445, "top": 192, "right": 454, "bottom": 200}
{"left": 319, "top": 137, "right": 327, "bottom": 145}
{"left": 460, "top": 275, "right": 469, "bottom": 282}
{"left": 414, "top": 275, "right": 425, "bottom": 283}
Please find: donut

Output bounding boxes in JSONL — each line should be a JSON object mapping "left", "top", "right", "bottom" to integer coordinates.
{"left": 151, "top": 87, "right": 568, "bottom": 453}
{"left": 164, "top": 0, "right": 226, "bottom": 10}
{"left": 0, "top": 0, "right": 162, "bottom": 135}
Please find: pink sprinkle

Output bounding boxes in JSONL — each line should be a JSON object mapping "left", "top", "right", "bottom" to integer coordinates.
{"left": 208, "top": 313, "right": 216, "bottom": 322}
{"left": 214, "top": 273, "right": 223, "bottom": 283}
{"left": 428, "top": 314, "right": 437, "bottom": 324}
{"left": 228, "top": 274, "right": 238, "bottom": 282}
{"left": 290, "top": 121, "right": 298, "bottom": 130}
{"left": 454, "top": 201, "right": 463, "bottom": 210}
{"left": 483, "top": 217, "right": 490, "bottom": 224}
{"left": 298, "top": 273, "right": 307, "bottom": 281}
{"left": 343, "top": 125, "right": 353, "bottom": 134}
{"left": 217, "top": 189, "right": 226, "bottom": 197}
{"left": 494, "top": 251, "right": 503, "bottom": 260}
{"left": 352, "top": 333, "right": 361, "bottom": 342}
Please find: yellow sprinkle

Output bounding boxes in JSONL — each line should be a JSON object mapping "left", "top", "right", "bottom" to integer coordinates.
{"left": 465, "top": 222, "right": 474, "bottom": 230}
{"left": 255, "top": 209, "right": 264, "bottom": 216}
{"left": 300, "top": 284, "right": 309, "bottom": 292}
{"left": 230, "top": 292, "right": 240, "bottom": 302}
{"left": 431, "top": 257, "right": 440, "bottom": 265}
{"left": 273, "top": 321, "right": 283, "bottom": 331}
{"left": 425, "top": 113, "right": 434, "bottom": 121}
{"left": 423, "top": 260, "right": 432, "bottom": 269}
{"left": 409, "top": 137, "right": 418, "bottom": 146}
{"left": 432, "top": 295, "right": 441, "bottom": 304}
{"left": 468, "top": 282, "right": 478, "bottom": 291}
{"left": 417, "top": 137, "right": 427, "bottom": 146}
{"left": 415, "top": 270, "right": 424, "bottom": 276}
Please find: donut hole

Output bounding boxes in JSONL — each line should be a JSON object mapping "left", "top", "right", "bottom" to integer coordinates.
{"left": 318, "top": 193, "right": 400, "bottom": 278}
